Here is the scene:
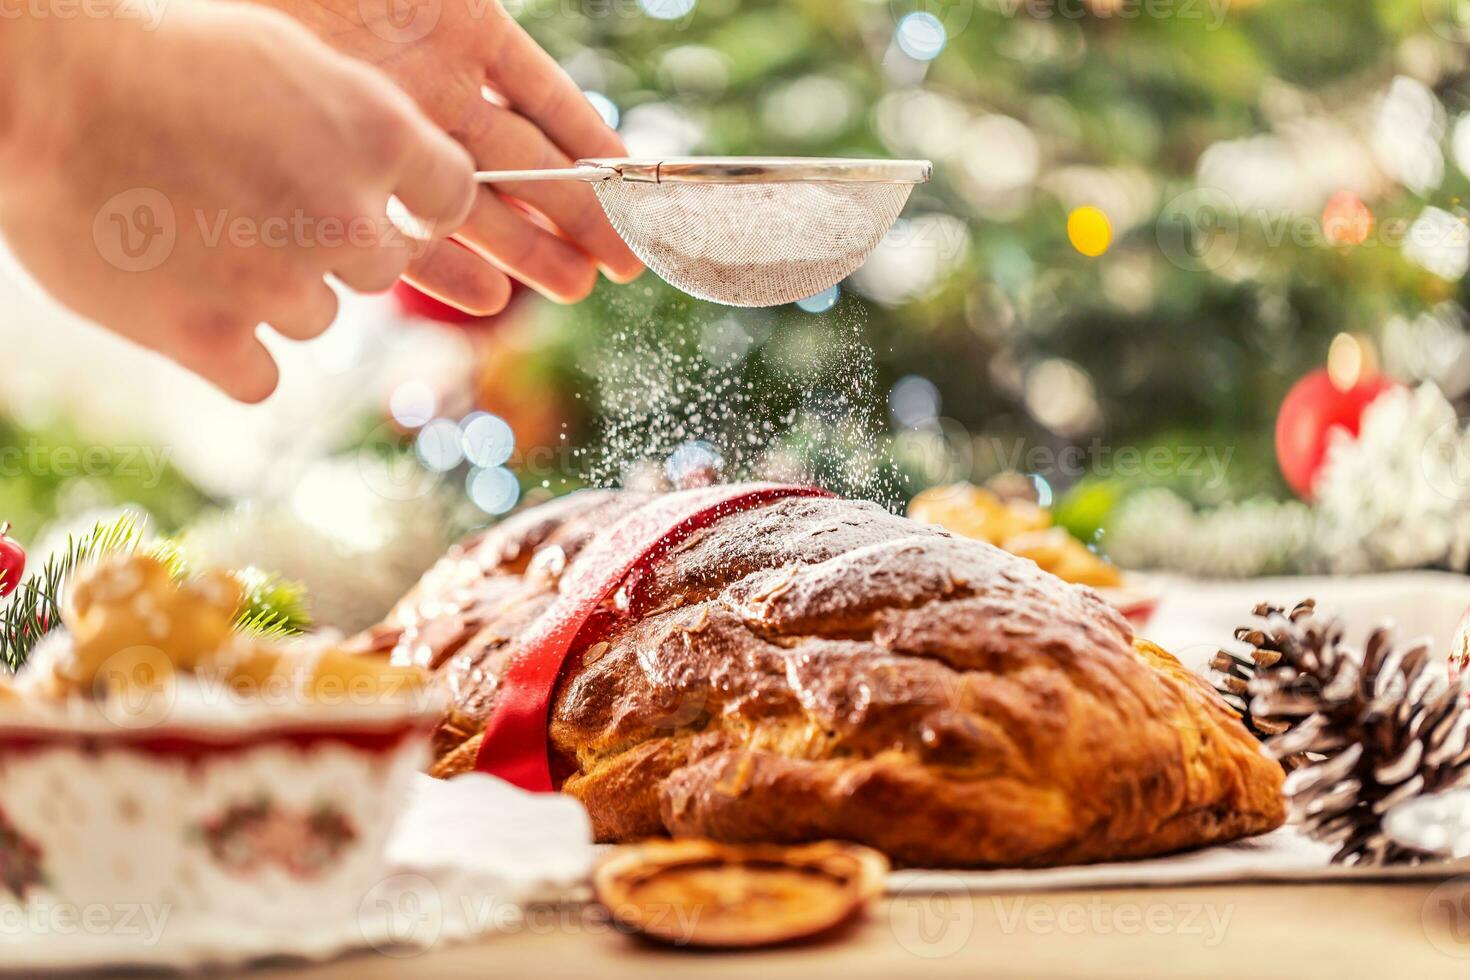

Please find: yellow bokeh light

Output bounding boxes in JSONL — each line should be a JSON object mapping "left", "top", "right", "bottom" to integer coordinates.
{"left": 1326, "top": 331, "right": 1379, "bottom": 391}
{"left": 1067, "top": 206, "right": 1112, "bottom": 257}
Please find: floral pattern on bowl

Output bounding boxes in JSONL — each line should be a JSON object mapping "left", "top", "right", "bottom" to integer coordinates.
{"left": 195, "top": 798, "right": 358, "bottom": 880}
{"left": 0, "top": 804, "right": 44, "bottom": 901}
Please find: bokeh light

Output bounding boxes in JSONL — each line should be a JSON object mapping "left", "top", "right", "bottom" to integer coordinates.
{"left": 1030, "top": 474, "right": 1054, "bottom": 509}
{"left": 461, "top": 411, "right": 516, "bottom": 468}
{"left": 957, "top": 115, "right": 1040, "bottom": 210}
{"left": 1024, "top": 359, "right": 1101, "bottom": 437}
{"left": 796, "top": 285, "right": 840, "bottom": 313}
{"left": 583, "top": 91, "right": 620, "bottom": 130}
{"left": 1067, "top": 206, "right": 1113, "bottom": 257}
{"left": 638, "top": 0, "right": 696, "bottom": 21}
{"left": 1327, "top": 332, "right": 1369, "bottom": 391}
{"left": 888, "top": 375, "right": 941, "bottom": 429}
{"left": 761, "top": 75, "right": 855, "bottom": 143}
{"left": 388, "top": 382, "right": 436, "bottom": 429}
{"left": 619, "top": 103, "right": 703, "bottom": 156}
{"left": 851, "top": 214, "right": 971, "bottom": 305}
{"left": 1453, "top": 114, "right": 1470, "bottom": 180}
{"left": 1404, "top": 207, "right": 1470, "bottom": 281}
{"left": 665, "top": 440, "right": 724, "bottom": 488}
{"left": 895, "top": 12, "right": 947, "bottom": 62}
{"left": 1322, "top": 191, "right": 1373, "bottom": 247}
{"left": 658, "top": 45, "right": 730, "bottom": 95}
{"left": 1374, "top": 76, "right": 1445, "bottom": 196}
{"left": 467, "top": 466, "right": 521, "bottom": 515}
{"left": 414, "top": 418, "right": 464, "bottom": 473}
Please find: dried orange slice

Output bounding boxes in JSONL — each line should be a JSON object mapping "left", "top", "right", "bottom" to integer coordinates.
{"left": 594, "top": 838, "right": 888, "bottom": 948}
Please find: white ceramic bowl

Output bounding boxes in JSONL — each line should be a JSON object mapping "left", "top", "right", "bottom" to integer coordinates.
{"left": 0, "top": 681, "right": 440, "bottom": 961}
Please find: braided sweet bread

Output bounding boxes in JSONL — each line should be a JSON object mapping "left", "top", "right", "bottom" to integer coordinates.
{"left": 361, "top": 488, "right": 1283, "bottom": 868}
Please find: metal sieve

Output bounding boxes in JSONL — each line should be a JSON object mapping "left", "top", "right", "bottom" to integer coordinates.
{"left": 474, "top": 157, "right": 932, "bottom": 307}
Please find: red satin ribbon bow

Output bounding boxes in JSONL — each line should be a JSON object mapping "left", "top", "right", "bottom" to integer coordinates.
{"left": 473, "top": 482, "right": 831, "bottom": 791}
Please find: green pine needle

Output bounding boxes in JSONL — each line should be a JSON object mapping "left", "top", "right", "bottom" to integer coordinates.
{"left": 0, "top": 512, "right": 146, "bottom": 672}
{"left": 0, "top": 520, "right": 313, "bottom": 674}
{"left": 145, "top": 537, "right": 192, "bottom": 582}
{"left": 230, "top": 566, "right": 312, "bottom": 640}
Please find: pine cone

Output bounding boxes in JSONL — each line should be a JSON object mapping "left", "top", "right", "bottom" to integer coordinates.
{"left": 1250, "top": 617, "right": 1470, "bottom": 865}
{"left": 1210, "top": 599, "right": 1331, "bottom": 770}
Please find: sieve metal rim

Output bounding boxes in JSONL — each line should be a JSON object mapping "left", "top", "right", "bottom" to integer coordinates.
{"left": 581, "top": 157, "right": 932, "bottom": 184}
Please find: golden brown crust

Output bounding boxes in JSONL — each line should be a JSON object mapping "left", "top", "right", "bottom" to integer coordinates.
{"left": 378, "top": 490, "right": 1284, "bottom": 867}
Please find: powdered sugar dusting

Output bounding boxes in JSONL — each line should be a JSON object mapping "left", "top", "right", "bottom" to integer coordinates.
{"left": 572, "top": 289, "right": 903, "bottom": 508}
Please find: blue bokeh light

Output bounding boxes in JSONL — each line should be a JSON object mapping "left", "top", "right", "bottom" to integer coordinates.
{"left": 415, "top": 418, "right": 465, "bottom": 473}
{"left": 795, "top": 285, "right": 840, "bottom": 313}
{"left": 467, "top": 466, "right": 521, "bottom": 515}
{"left": 638, "top": 0, "right": 695, "bottom": 21}
{"left": 584, "top": 91, "right": 620, "bottom": 130}
{"left": 896, "top": 12, "right": 947, "bottom": 62}
{"left": 461, "top": 412, "right": 515, "bottom": 468}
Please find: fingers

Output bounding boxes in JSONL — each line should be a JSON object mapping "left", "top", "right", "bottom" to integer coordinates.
{"left": 455, "top": 192, "right": 598, "bottom": 303}
{"left": 264, "top": 279, "right": 339, "bottom": 341}
{"left": 480, "top": 6, "right": 627, "bottom": 162}
{"left": 167, "top": 313, "right": 280, "bottom": 404}
{"left": 214, "top": 333, "right": 280, "bottom": 404}
{"left": 332, "top": 232, "right": 414, "bottom": 294}
{"left": 393, "top": 113, "right": 478, "bottom": 237}
{"left": 404, "top": 238, "right": 513, "bottom": 315}
{"left": 339, "top": 58, "right": 477, "bottom": 237}
{"left": 458, "top": 102, "right": 642, "bottom": 283}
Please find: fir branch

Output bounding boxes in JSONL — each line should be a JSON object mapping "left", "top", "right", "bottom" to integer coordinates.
{"left": 145, "top": 544, "right": 311, "bottom": 638}
{"left": 144, "top": 537, "right": 191, "bottom": 581}
{"left": 0, "top": 513, "right": 146, "bottom": 672}
{"left": 233, "top": 607, "right": 304, "bottom": 643}
{"left": 230, "top": 566, "right": 311, "bottom": 639}
{"left": 0, "top": 521, "right": 313, "bottom": 673}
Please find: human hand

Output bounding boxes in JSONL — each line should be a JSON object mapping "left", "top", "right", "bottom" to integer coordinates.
{"left": 253, "top": 0, "right": 644, "bottom": 308}
{"left": 0, "top": 3, "right": 476, "bottom": 401}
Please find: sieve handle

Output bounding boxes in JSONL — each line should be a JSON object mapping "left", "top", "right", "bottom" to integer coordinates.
{"left": 474, "top": 166, "right": 618, "bottom": 183}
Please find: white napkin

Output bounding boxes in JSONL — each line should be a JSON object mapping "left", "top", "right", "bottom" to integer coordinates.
{"left": 891, "top": 827, "right": 1470, "bottom": 894}
{"left": 390, "top": 772, "right": 595, "bottom": 892}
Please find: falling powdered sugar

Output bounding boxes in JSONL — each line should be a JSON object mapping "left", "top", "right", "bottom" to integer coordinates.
{"left": 571, "top": 287, "right": 904, "bottom": 508}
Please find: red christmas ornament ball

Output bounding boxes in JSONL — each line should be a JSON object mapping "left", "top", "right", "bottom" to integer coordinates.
{"left": 392, "top": 281, "right": 483, "bottom": 324}
{"left": 1274, "top": 368, "right": 1397, "bottom": 501}
{"left": 0, "top": 523, "right": 25, "bottom": 599}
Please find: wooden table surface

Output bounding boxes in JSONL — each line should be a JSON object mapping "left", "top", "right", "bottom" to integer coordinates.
{"left": 246, "top": 879, "right": 1470, "bottom": 979}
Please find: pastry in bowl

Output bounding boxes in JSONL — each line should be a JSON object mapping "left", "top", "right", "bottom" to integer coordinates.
{"left": 367, "top": 485, "right": 1283, "bottom": 868}
{"left": 0, "top": 554, "right": 440, "bottom": 961}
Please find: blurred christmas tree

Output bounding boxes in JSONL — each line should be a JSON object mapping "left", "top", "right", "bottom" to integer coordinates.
{"left": 10, "top": 0, "right": 1470, "bottom": 582}
{"left": 509, "top": 0, "right": 1470, "bottom": 528}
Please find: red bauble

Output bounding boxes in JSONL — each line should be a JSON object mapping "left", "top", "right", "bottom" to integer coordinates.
{"left": 392, "top": 281, "right": 482, "bottom": 324}
{"left": 393, "top": 280, "right": 526, "bottom": 328}
{"left": 1274, "top": 368, "right": 1398, "bottom": 500}
{"left": 0, "top": 523, "right": 25, "bottom": 599}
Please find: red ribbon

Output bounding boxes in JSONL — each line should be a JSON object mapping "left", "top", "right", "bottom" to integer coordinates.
{"left": 474, "top": 483, "right": 831, "bottom": 791}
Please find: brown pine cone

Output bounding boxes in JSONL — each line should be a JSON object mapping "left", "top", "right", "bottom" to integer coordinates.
{"left": 1251, "top": 619, "right": 1470, "bottom": 865}
{"left": 1211, "top": 599, "right": 1333, "bottom": 770}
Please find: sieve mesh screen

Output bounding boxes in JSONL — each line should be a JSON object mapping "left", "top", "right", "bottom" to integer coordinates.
{"left": 591, "top": 180, "right": 914, "bottom": 307}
